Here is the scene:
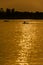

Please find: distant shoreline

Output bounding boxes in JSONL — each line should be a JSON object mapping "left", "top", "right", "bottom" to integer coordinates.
{"left": 0, "top": 8, "right": 43, "bottom": 19}
{"left": 0, "top": 19, "right": 43, "bottom": 20}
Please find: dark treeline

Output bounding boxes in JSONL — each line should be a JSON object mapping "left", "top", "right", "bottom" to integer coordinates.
{"left": 0, "top": 8, "right": 43, "bottom": 19}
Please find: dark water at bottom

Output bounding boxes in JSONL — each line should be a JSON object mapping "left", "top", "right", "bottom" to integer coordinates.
{"left": 0, "top": 20, "right": 43, "bottom": 65}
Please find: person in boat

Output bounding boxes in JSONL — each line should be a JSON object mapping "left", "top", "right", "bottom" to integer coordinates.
{"left": 23, "top": 21, "right": 26, "bottom": 24}
{"left": 23, "top": 21, "right": 29, "bottom": 24}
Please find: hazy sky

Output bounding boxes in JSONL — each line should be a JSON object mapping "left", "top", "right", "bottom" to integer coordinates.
{"left": 0, "top": 0, "right": 43, "bottom": 11}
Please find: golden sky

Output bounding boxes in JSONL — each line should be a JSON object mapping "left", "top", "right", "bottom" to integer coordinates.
{"left": 0, "top": 0, "right": 43, "bottom": 11}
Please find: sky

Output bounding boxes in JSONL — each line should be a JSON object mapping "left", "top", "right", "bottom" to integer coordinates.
{"left": 0, "top": 0, "right": 43, "bottom": 12}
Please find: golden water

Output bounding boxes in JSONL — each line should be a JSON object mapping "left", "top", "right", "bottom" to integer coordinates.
{"left": 0, "top": 20, "right": 43, "bottom": 65}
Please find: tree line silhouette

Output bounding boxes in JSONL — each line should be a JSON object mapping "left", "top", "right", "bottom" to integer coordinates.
{"left": 0, "top": 8, "right": 43, "bottom": 19}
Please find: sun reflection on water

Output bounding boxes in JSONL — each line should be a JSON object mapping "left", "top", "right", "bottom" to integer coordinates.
{"left": 16, "top": 23, "right": 37, "bottom": 65}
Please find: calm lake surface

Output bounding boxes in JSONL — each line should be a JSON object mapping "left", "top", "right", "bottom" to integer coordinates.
{"left": 0, "top": 19, "right": 43, "bottom": 65}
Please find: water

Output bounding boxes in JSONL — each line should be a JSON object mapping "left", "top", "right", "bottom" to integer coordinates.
{"left": 0, "top": 20, "right": 43, "bottom": 65}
